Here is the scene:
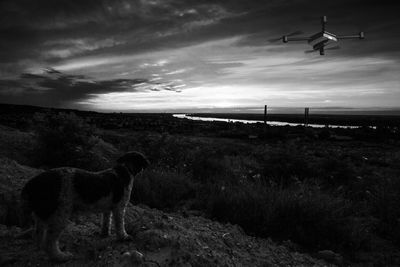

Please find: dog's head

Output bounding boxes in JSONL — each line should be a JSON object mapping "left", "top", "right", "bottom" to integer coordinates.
{"left": 117, "top": 151, "right": 149, "bottom": 176}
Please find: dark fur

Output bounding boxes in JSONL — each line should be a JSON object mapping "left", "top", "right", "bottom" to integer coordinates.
{"left": 72, "top": 166, "right": 130, "bottom": 204}
{"left": 21, "top": 151, "right": 149, "bottom": 262}
{"left": 117, "top": 152, "right": 150, "bottom": 176}
{"left": 22, "top": 170, "right": 63, "bottom": 220}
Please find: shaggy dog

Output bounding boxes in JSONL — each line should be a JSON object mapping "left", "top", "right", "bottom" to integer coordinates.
{"left": 21, "top": 151, "right": 149, "bottom": 261}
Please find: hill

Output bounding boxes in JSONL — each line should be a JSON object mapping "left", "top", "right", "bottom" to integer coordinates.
{"left": 0, "top": 157, "right": 329, "bottom": 266}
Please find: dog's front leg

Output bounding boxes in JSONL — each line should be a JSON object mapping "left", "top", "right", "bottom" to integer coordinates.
{"left": 113, "top": 207, "right": 130, "bottom": 241}
{"left": 33, "top": 216, "right": 47, "bottom": 249}
{"left": 101, "top": 211, "right": 112, "bottom": 237}
{"left": 45, "top": 224, "right": 72, "bottom": 262}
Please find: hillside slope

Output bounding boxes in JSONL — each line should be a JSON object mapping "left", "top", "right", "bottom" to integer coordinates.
{"left": 0, "top": 157, "right": 330, "bottom": 266}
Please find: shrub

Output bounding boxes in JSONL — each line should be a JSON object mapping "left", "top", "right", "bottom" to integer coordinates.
{"left": 258, "top": 147, "right": 315, "bottom": 187}
{"left": 191, "top": 154, "right": 234, "bottom": 183}
{"left": 188, "top": 145, "right": 258, "bottom": 186}
{"left": 367, "top": 176, "right": 400, "bottom": 244}
{"left": 132, "top": 168, "right": 198, "bottom": 210}
{"left": 317, "top": 156, "right": 357, "bottom": 186}
{"left": 149, "top": 134, "right": 190, "bottom": 170}
{"left": 206, "top": 182, "right": 362, "bottom": 251}
{"left": 33, "top": 112, "right": 99, "bottom": 168}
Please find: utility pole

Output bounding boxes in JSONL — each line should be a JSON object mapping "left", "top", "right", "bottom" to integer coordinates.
{"left": 264, "top": 105, "right": 267, "bottom": 125}
{"left": 304, "top": 107, "right": 309, "bottom": 127}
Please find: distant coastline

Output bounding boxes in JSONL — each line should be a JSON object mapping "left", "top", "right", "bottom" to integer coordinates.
{"left": 1, "top": 102, "right": 400, "bottom": 127}
{"left": 179, "top": 112, "right": 400, "bottom": 127}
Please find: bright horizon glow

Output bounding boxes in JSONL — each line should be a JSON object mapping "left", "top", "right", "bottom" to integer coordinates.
{"left": 56, "top": 37, "right": 400, "bottom": 112}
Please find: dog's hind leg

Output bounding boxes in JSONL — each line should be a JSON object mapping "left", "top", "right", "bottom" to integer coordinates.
{"left": 101, "top": 211, "right": 112, "bottom": 237}
{"left": 45, "top": 223, "right": 72, "bottom": 262}
{"left": 113, "top": 207, "right": 130, "bottom": 241}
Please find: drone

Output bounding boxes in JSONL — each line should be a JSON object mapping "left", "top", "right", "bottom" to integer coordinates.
{"left": 272, "top": 16, "right": 365, "bottom": 55}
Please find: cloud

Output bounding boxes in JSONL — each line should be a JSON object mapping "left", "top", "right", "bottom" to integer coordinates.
{"left": 0, "top": 0, "right": 237, "bottom": 63}
{"left": 0, "top": 68, "right": 181, "bottom": 108}
{"left": 2, "top": 0, "right": 399, "bottom": 68}
{"left": 1, "top": 0, "right": 400, "bottom": 111}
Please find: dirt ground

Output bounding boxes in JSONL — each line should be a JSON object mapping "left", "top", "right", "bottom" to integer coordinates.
{"left": 0, "top": 204, "right": 332, "bottom": 267}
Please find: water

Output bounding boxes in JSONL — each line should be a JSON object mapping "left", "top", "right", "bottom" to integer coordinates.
{"left": 173, "top": 114, "right": 361, "bottom": 129}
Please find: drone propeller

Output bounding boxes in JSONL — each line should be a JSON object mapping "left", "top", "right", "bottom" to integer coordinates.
{"left": 269, "top": 31, "right": 303, "bottom": 42}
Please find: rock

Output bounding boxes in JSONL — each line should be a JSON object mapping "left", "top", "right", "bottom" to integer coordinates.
{"left": 316, "top": 250, "right": 344, "bottom": 265}
{"left": 282, "top": 240, "right": 300, "bottom": 251}
{"left": 136, "top": 229, "right": 171, "bottom": 251}
{"left": 120, "top": 250, "right": 144, "bottom": 266}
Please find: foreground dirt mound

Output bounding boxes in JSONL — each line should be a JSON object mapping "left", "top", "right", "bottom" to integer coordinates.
{"left": 0, "top": 203, "right": 330, "bottom": 266}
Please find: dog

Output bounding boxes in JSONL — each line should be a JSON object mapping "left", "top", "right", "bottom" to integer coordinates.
{"left": 21, "top": 151, "right": 149, "bottom": 261}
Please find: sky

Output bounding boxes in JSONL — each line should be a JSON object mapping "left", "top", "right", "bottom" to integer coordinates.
{"left": 0, "top": 0, "right": 399, "bottom": 113}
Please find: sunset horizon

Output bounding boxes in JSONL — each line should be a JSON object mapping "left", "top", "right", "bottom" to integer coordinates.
{"left": 1, "top": 1, "right": 399, "bottom": 112}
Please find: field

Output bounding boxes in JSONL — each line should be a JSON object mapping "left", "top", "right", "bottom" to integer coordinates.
{"left": 1, "top": 103, "right": 400, "bottom": 265}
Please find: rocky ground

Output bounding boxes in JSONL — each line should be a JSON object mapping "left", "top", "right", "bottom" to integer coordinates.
{"left": 0, "top": 157, "right": 332, "bottom": 266}
{"left": 0, "top": 204, "right": 332, "bottom": 267}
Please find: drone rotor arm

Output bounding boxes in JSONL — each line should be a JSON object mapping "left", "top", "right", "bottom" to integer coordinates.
{"left": 285, "top": 37, "right": 310, "bottom": 42}
{"left": 337, "top": 32, "right": 365, "bottom": 40}
{"left": 337, "top": 36, "right": 360, "bottom": 39}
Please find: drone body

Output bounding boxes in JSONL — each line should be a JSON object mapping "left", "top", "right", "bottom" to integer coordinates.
{"left": 280, "top": 16, "right": 364, "bottom": 55}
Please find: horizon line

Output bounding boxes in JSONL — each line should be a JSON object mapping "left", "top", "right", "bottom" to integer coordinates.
{"left": 2, "top": 102, "right": 400, "bottom": 115}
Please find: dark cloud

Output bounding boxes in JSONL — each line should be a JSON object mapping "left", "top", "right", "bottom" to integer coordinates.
{"left": 2, "top": 0, "right": 399, "bottom": 65}
{"left": 0, "top": 68, "right": 178, "bottom": 108}
{"left": 0, "top": 1, "right": 230, "bottom": 67}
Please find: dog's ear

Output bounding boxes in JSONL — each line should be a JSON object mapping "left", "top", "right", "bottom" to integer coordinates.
{"left": 117, "top": 151, "right": 149, "bottom": 176}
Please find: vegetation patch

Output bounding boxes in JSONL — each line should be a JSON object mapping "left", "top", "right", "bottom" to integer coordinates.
{"left": 32, "top": 112, "right": 102, "bottom": 169}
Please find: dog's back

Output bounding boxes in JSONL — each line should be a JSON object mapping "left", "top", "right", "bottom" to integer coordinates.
{"left": 21, "top": 166, "right": 132, "bottom": 221}
{"left": 71, "top": 167, "right": 131, "bottom": 212}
